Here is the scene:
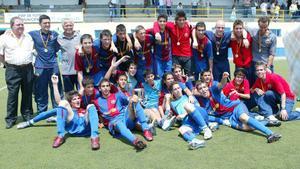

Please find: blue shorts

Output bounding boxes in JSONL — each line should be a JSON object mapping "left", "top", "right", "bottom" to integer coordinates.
{"left": 65, "top": 111, "right": 90, "bottom": 137}
{"left": 108, "top": 108, "right": 137, "bottom": 136}
{"left": 181, "top": 116, "right": 201, "bottom": 135}
{"left": 221, "top": 103, "right": 249, "bottom": 129}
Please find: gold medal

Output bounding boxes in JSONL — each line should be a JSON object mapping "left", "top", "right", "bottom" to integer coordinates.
{"left": 258, "top": 49, "right": 261, "bottom": 53}
{"left": 235, "top": 54, "right": 238, "bottom": 58}
{"left": 215, "top": 103, "right": 219, "bottom": 109}
{"left": 201, "top": 53, "right": 204, "bottom": 57}
{"left": 216, "top": 51, "right": 219, "bottom": 55}
{"left": 177, "top": 42, "right": 180, "bottom": 46}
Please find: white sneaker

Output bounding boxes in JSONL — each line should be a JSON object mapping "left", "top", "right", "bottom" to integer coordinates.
{"left": 17, "top": 121, "right": 31, "bottom": 129}
{"left": 223, "top": 119, "right": 231, "bottom": 127}
{"left": 295, "top": 107, "right": 300, "bottom": 112}
{"left": 188, "top": 138, "right": 205, "bottom": 150}
{"left": 267, "top": 115, "right": 278, "bottom": 121}
{"left": 46, "top": 116, "right": 57, "bottom": 123}
{"left": 162, "top": 116, "right": 176, "bottom": 131}
{"left": 255, "top": 115, "right": 265, "bottom": 121}
{"left": 208, "top": 122, "right": 219, "bottom": 132}
{"left": 203, "top": 127, "right": 212, "bottom": 140}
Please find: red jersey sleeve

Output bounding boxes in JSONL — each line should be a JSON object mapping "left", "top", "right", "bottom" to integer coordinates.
{"left": 74, "top": 49, "right": 84, "bottom": 71}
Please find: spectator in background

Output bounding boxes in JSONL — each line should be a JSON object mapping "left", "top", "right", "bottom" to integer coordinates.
{"left": 289, "top": 1, "right": 298, "bottom": 20}
{"left": 165, "top": 0, "right": 173, "bottom": 16}
{"left": 120, "top": 0, "right": 126, "bottom": 18}
{"left": 191, "top": 0, "right": 199, "bottom": 17}
{"left": 260, "top": 0, "right": 268, "bottom": 16}
{"left": 243, "top": 0, "right": 252, "bottom": 18}
{"left": 251, "top": 0, "right": 257, "bottom": 18}
{"left": 24, "top": 0, "right": 31, "bottom": 11}
{"left": 57, "top": 18, "right": 80, "bottom": 93}
{"left": 0, "top": 17, "right": 34, "bottom": 129}
{"left": 177, "top": 2, "right": 184, "bottom": 12}
{"left": 158, "top": 0, "right": 165, "bottom": 14}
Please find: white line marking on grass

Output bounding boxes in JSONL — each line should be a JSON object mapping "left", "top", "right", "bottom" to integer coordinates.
{"left": 0, "top": 85, "right": 7, "bottom": 91}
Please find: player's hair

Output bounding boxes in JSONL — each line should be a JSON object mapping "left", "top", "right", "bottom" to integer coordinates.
{"left": 258, "top": 16, "right": 270, "bottom": 26}
{"left": 135, "top": 25, "right": 145, "bottom": 33}
{"left": 100, "top": 29, "right": 112, "bottom": 39}
{"left": 82, "top": 77, "right": 94, "bottom": 87}
{"left": 200, "top": 69, "right": 211, "bottom": 77}
{"left": 80, "top": 34, "right": 93, "bottom": 44}
{"left": 195, "top": 21, "right": 206, "bottom": 30}
{"left": 10, "top": 16, "right": 23, "bottom": 28}
{"left": 175, "top": 10, "right": 186, "bottom": 21}
{"left": 234, "top": 68, "right": 246, "bottom": 77}
{"left": 170, "top": 81, "right": 180, "bottom": 92}
{"left": 117, "top": 72, "right": 128, "bottom": 81}
{"left": 172, "top": 64, "right": 182, "bottom": 71}
{"left": 116, "top": 24, "right": 126, "bottom": 33}
{"left": 127, "top": 61, "right": 137, "bottom": 70}
{"left": 255, "top": 61, "right": 267, "bottom": 69}
{"left": 99, "top": 78, "right": 110, "bottom": 87}
{"left": 144, "top": 69, "right": 154, "bottom": 78}
{"left": 233, "top": 19, "right": 244, "bottom": 29}
{"left": 39, "top": 14, "right": 50, "bottom": 24}
{"left": 195, "top": 80, "right": 207, "bottom": 89}
{"left": 61, "top": 18, "right": 74, "bottom": 26}
{"left": 157, "top": 13, "right": 168, "bottom": 21}
{"left": 65, "top": 90, "right": 79, "bottom": 103}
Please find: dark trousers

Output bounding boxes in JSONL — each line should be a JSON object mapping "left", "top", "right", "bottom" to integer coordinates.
{"left": 172, "top": 55, "right": 192, "bottom": 76}
{"left": 213, "top": 60, "right": 230, "bottom": 82}
{"left": 62, "top": 74, "right": 78, "bottom": 93}
{"left": 120, "top": 5, "right": 126, "bottom": 17}
{"left": 34, "top": 67, "right": 63, "bottom": 113}
{"left": 5, "top": 63, "right": 33, "bottom": 124}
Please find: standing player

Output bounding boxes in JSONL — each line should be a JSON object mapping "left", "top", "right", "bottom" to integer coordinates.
{"left": 192, "top": 22, "right": 213, "bottom": 81}
{"left": 195, "top": 72, "right": 281, "bottom": 143}
{"left": 133, "top": 25, "right": 155, "bottom": 83}
{"left": 249, "top": 16, "right": 277, "bottom": 83}
{"left": 151, "top": 14, "right": 172, "bottom": 78}
{"left": 113, "top": 24, "right": 134, "bottom": 71}
{"left": 29, "top": 14, "right": 63, "bottom": 113}
{"left": 195, "top": 20, "right": 231, "bottom": 81}
{"left": 230, "top": 19, "right": 253, "bottom": 84}
{"left": 153, "top": 11, "right": 193, "bottom": 76}
{"left": 75, "top": 34, "right": 101, "bottom": 88}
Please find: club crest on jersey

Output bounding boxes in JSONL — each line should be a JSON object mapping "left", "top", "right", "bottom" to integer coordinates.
{"left": 110, "top": 99, "right": 116, "bottom": 104}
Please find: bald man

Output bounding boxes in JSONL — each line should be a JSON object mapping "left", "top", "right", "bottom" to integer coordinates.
{"left": 204, "top": 20, "right": 231, "bottom": 82}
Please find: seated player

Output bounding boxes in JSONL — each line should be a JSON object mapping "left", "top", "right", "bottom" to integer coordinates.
{"left": 142, "top": 70, "right": 173, "bottom": 130}
{"left": 222, "top": 68, "right": 250, "bottom": 101}
{"left": 195, "top": 72, "right": 281, "bottom": 143}
{"left": 17, "top": 75, "right": 100, "bottom": 150}
{"left": 173, "top": 64, "right": 193, "bottom": 90}
{"left": 168, "top": 82, "right": 212, "bottom": 150}
{"left": 94, "top": 79, "right": 153, "bottom": 150}
{"left": 249, "top": 62, "right": 300, "bottom": 122}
